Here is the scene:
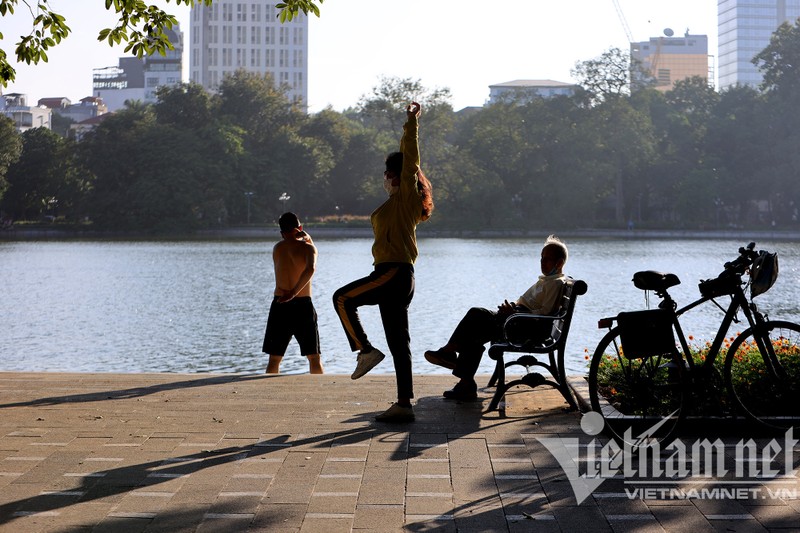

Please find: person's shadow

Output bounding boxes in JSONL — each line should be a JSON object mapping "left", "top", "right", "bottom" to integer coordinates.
{"left": 0, "top": 377, "right": 581, "bottom": 530}
{"left": 0, "top": 374, "right": 270, "bottom": 409}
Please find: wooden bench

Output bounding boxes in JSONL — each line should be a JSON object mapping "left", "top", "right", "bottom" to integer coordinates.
{"left": 485, "top": 278, "right": 588, "bottom": 416}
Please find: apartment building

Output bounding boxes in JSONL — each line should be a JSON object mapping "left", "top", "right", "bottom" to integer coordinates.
{"left": 189, "top": 1, "right": 308, "bottom": 108}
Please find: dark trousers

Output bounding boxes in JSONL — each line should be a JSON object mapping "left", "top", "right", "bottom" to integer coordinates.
{"left": 333, "top": 263, "right": 415, "bottom": 399}
{"left": 448, "top": 307, "right": 504, "bottom": 381}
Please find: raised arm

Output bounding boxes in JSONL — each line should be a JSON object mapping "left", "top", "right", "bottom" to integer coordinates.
{"left": 399, "top": 102, "right": 421, "bottom": 190}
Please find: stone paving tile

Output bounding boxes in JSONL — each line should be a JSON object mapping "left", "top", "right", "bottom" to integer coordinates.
{"left": 358, "top": 465, "right": 406, "bottom": 505}
{"left": 0, "top": 372, "right": 797, "bottom": 532}
{"left": 649, "top": 505, "right": 715, "bottom": 532}
{"left": 351, "top": 503, "right": 404, "bottom": 530}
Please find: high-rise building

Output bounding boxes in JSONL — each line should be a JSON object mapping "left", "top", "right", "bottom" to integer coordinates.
{"left": 718, "top": 0, "right": 800, "bottom": 91}
{"left": 189, "top": 1, "right": 307, "bottom": 108}
{"left": 93, "top": 25, "right": 184, "bottom": 111}
{"left": 630, "top": 31, "right": 710, "bottom": 92}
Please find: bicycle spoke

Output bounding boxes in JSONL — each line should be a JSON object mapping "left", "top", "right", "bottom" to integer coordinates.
{"left": 725, "top": 321, "right": 800, "bottom": 432}
{"left": 589, "top": 328, "right": 684, "bottom": 449}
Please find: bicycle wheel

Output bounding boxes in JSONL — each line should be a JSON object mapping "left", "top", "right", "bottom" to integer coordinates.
{"left": 588, "top": 327, "right": 685, "bottom": 449}
{"left": 724, "top": 320, "right": 800, "bottom": 432}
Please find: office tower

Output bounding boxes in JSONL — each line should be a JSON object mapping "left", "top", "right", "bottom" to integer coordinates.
{"left": 718, "top": 0, "right": 800, "bottom": 91}
{"left": 631, "top": 31, "right": 710, "bottom": 92}
{"left": 190, "top": 1, "right": 307, "bottom": 108}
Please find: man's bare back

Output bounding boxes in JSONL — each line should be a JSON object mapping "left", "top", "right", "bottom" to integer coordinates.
{"left": 264, "top": 212, "right": 322, "bottom": 374}
{"left": 273, "top": 234, "right": 317, "bottom": 302}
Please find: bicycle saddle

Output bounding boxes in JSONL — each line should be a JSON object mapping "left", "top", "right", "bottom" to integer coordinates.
{"left": 632, "top": 270, "right": 681, "bottom": 291}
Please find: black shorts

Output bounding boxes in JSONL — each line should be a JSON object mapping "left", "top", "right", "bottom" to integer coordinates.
{"left": 262, "top": 296, "right": 320, "bottom": 356}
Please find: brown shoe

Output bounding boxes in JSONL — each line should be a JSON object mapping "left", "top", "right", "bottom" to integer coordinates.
{"left": 424, "top": 349, "right": 457, "bottom": 370}
{"left": 375, "top": 403, "right": 415, "bottom": 422}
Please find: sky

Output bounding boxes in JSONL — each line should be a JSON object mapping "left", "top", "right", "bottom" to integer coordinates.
{"left": 2, "top": 1, "right": 718, "bottom": 112}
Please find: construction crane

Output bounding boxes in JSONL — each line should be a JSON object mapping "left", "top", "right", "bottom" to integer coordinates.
{"left": 611, "top": 0, "right": 633, "bottom": 43}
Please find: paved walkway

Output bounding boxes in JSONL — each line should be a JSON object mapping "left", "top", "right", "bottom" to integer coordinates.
{"left": 0, "top": 372, "right": 797, "bottom": 532}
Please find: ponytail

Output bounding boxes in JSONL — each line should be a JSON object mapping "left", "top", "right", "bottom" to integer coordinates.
{"left": 417, "top": 169, "right": 434, "bottom": 221}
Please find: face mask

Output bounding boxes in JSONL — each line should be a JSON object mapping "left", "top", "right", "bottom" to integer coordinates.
{"left": 383, "top": 178, "right": 399, "bottom": 196}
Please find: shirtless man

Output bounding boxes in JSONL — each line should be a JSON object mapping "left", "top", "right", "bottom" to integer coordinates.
{"left": 262, "top": 212, "right": 323, "bottom": 374}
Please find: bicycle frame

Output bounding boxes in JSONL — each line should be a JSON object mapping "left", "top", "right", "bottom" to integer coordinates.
{"left": 603, "top": 280, "right": 779, "bottom": 379}
{"left": 589, "top": 242, "right": 798, "bottom": 445}
{"left": 670, "top": 285, "right": 756, "bottom": 373}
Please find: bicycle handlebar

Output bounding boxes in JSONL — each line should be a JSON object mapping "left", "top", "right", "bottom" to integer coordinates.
{"left": 722, "top": 242, "right": 758, "bottom": 276}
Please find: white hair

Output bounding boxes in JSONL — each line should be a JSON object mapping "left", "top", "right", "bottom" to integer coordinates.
{"left": 544, "top": 234, "right": 568, "bottom": 264}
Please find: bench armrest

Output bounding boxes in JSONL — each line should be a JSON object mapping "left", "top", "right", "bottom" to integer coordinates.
{"left": 501, "top": 312, "right": 563, "bottom": 348}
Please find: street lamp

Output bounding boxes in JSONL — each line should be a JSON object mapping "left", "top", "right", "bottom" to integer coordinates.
{"left": 244, "top": 191, "right": 254, "bottom": 224}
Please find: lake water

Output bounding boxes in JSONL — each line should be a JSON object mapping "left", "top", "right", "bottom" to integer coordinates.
{"left": 4, "top": 237, "right": 800, "bottom": 377}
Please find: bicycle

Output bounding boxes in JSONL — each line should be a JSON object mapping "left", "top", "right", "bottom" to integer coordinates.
{"left": 587, "top": 242, "right": 800, "bottom": 448}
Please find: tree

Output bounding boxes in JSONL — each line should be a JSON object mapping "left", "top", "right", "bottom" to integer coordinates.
{"left": 154, "top": 82, "right": 214, "bottom": 130}
{"left": 0, "top": 0, "right": 325, "bottom": 86}
{"left": 1, "top": 127, "right": 73, "bottom": 220}
{"left": 217, "top": 70, "right": 300, "bottom": 140}
{"left": 216, "top": 70, "right": 307, "bottom": 223}
{"left": 452, "top": 102, "right": 532, "bottom": 227}
{"left": 704, "top": 85, "right": 768, "bottom": 226}
{"left": 0, "top": 116, "right": 22, "bottom": 202}
{"left": 571, "top": 47, "right": 633, "bottom": 104}
{"left": 358, "top": 76, "right": 452, "bottom": 133}
{"left": 586, "top": 97, "right": 656, "bottom": 225}
{"left": 754, "top": 19, "right": 800, "bottom": 100}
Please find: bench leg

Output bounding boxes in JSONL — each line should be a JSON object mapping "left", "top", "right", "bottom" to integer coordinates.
{"left": 554, "top": 350, "right": 578, "bottom": 411}
{"left": 486, "top": 357, "right": 506, "bottom": 415}
{"left": 487, "top": 367, "right": 498, "bottom": 388}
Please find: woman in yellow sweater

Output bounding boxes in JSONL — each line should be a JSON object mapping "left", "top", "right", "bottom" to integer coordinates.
{"left": 333, "top": 101, "right": 434, "bottom": 422}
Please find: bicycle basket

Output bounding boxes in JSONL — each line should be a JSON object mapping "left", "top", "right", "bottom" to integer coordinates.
{"left": 750, "top": 250, "right": 778, "bottom": 298}
{"left": 617, "top": 309, "right": 677, "bottom": 359}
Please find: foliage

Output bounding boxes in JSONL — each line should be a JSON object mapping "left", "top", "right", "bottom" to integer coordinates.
{"left": 754, "top": 19, "right": 800, "bottom": 101}
{"left": 276, "top": 0, "right": 324, "bottom": 22}
{"left": 0, "top": 116, "right": 22, "bottom": 199}
{"left": 571, "top": 47, "right": 633, "bottom": 104}
{"left": 593, "top": 336, "right": 800, "bottom": 417}
{"left": 5, "top": 22, "right": 800, "bottom": 232}
{"left": 1, "top": 127, "right": 75, "bottom": 220}
{"left": 727, "top": 336, "right": 800, "bottom": 416}
{"left": 0, "top": 0, "right": 324, "bottom": 87}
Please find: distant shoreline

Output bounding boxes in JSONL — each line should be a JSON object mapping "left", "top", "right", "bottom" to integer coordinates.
{"left": 4, "top": 225, "right": 800, "bottom": 241}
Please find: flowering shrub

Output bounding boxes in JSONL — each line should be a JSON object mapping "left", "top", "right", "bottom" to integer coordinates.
{"left": 592, "top": 333, "right": 800, "bottom": 418}
{"left": 727, "top": 335, "right": 800, "bottom": 417}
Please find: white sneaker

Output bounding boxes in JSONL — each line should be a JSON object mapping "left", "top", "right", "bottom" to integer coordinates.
{"left": 375, "top": 403, "right": 415, "bottom": 422}
{"left": 351, "top": 348, "right": 385, "bottom": 380}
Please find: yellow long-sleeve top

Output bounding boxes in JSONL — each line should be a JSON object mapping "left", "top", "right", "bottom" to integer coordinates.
{"left": 370, "top": 114, "right": 424, "bottom": 265}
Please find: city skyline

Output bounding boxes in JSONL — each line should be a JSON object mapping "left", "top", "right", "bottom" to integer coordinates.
{"left": 4, "top": 1, "right": 716, "bottom": 112}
